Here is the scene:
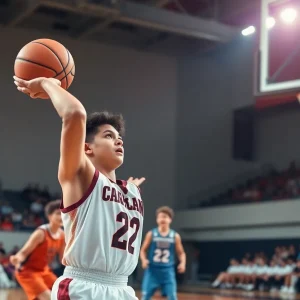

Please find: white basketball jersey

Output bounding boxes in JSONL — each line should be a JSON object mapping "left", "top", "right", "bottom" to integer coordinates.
{"left": 61, "top": 169, "right": 144, "bottom": 276}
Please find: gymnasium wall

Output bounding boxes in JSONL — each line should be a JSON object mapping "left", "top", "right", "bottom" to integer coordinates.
{"left": 176, "top": 37, "right": 260, "bottom": 208}
{"left": 174, "top": 199, "right": 300, "bottom": 241}
{"left": 256, "top": 104, "right": 300, "bottom": 169}
{"left": 0, "top": 27, "right": 177, "bottom": 230}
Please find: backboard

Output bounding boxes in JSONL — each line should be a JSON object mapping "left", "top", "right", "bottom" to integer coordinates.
{"left": 255, "top": 0, "right": 300, "bottom": 108}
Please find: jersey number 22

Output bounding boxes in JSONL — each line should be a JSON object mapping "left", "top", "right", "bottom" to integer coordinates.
{"left": 153, "top": 249, "right": 170, "bottom": 263}
{"left": 111, "top": 212, "right": 140, "bottom": 254}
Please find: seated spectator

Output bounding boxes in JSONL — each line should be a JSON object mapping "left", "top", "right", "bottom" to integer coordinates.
{"left": 255, "top": 257, "right": 271, "bottom": 291}
{"left": 263, "top": 180, "right": 276, "bottom": 200}
{"left": 286, "top": 177, "right": 299, "bottom": 198}
{"left": 232, "top": 188, "right": 242, "bottom": 202}
{"left": 11, "top": 211, "right": 23, "bottom": 230}
{"left": 30, "top": 199, "right": 43, "bottom": 215}
{"left": 34, "top": 214, "right": 44, "bottom": 227}
{"left": 275, "top": 174, "right": 287, "bottom": 190}
{"left": 280, "top": 246, "right": 290, "bottom": 259}
{"left": 0, "top": 216, "right": 14, "bottom": 231}
{"left": 211, "top": 258, "right": 240, "bottom": 288}
{"left": 286, "top": 161, "right": 297, "bottom": 177}
{"left": 21, "top": 214, "right": 37, "bottom": 230}
{"left": 269, "top": 259, "right": 293, "bottom": 291}
{"left": 243, "top": 259, "right": 257, "bottom": 289}
{"left": 0, "top": 201, "right": 13, "bottom": 216}
{"left": 283, "top": 256, "right": 300, "bottom": 294}
{"left": 288, "top": 245, "right": 296, "bottom": 261}
{"left": 234, "top": 258, "right": 255, "bottom": 291}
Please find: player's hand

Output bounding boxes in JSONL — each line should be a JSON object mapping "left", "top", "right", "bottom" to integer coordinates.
{"left": 177, "top": 262, "right": 186, "bottom": 274}
{"left": 297, "top": 93, "right": 300, "bottom": 103}
{"left": 9, "top": 254, "right": 23, "bottom": 268}
{"left": 13, "top": 76, "right": 61, "bottom": 99}
{"left": 128, "top": 177, "right": 146, "bottom": 187}
{"left": 141, "top": 259, "right": 149, "bottom": 269}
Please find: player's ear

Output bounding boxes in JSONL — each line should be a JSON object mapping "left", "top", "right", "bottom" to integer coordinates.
{"left": 84, "top": 143, "right": 93, "bottom": 155}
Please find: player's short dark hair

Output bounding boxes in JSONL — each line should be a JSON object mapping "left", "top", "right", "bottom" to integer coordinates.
{"left": 86, "top": 111, "right": 125, "bottom": 143}
{"left": 44, "top": 200, "right": 61, "bottom": 216}
{"left": 156, "top": 206, "right": 174, "bottom": 219}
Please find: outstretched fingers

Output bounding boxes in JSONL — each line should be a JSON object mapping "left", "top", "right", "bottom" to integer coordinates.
{"left": 14, "top": 76, "right": 28, "bottom": 88}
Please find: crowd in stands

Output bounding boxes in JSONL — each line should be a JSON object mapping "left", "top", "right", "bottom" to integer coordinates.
{"left": 212, "top": 245, "right": 300, "bottom": 294}
{"left": 201, "top": 161, "right": 300, "bottom": 207}
{"left": 0, "top": 182, "right": 60, "bottom": 232}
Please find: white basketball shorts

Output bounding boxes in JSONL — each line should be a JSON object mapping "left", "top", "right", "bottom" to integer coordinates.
{"left": 51, "top": 266, "right": 138, "bottom": 300}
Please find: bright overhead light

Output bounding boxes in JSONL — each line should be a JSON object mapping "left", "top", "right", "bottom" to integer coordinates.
{"left": 241, "top": 26, "right": 256, "bottom": 36}
{"left": 280, "top": 8, "right": 297, "bottom": 23}
{"left": 266, "top": 16, "right": 275, "bottom": 29}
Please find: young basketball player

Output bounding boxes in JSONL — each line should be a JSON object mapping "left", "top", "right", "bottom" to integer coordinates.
{"left": 13, "top": 76, "right": 146, "bottom": 299}
{"left": 140, "top": 206, "right": 186, "bottom": 300}
{"left": 9, "top": 200, "right": 64, "bottom": 300}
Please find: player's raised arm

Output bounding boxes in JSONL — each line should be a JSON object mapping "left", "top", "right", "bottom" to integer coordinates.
{"left": 175, "top": 233, "right": 186, "bottom": 273}
{"left": 9, "top": 229, "right": 45, "bottom": 268}
{"left": 14, "top": 76, "right": 91, "bottom": 206}
{"left": 140, "top": 231, "right": 152, "bottom": 269}
{"left": 39, "top": 79, "right": 87, "bottom": 183}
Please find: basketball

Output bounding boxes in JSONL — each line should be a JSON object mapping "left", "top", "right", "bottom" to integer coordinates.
{"left": 14, "top": 38, "right": 75, "bottom": 90}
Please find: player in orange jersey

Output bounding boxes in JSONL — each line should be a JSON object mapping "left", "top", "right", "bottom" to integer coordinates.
{"left": 10, "top": 200, "right": 65, "bottom": 300}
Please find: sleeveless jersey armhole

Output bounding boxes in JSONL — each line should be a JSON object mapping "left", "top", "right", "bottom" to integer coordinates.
{"left": 60, "top": 169, "right": 99, "bottom": 213}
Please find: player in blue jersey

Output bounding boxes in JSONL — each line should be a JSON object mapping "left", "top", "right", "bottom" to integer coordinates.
{"left": 140, "top": 206, "right": 186, "bottom": 300}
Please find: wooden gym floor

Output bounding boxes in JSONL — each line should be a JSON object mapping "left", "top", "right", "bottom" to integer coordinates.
{"left": 1, "top": 288, "right": 300, "bottom": 300}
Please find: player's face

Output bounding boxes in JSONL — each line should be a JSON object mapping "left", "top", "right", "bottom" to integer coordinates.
{"left": 156, "top": 212, "right": 172, "bottom": 227}
{"left": 48, "top": 209, "right": 63, "bottom": 227}
{"left": 86, "top": 124, "right": 124, "bottom": 170}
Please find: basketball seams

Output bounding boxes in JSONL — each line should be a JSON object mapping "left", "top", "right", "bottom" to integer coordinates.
{"left": 32, "top": 41, "right": 68, "bottom": 81}
{"left": 16, "top": 58, "right": 58, "bottom": 76}
{"left": 60, "top": 67, "right": 75, "bottom": 81}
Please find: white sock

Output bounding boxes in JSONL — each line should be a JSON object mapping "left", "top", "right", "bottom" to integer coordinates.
{"left": 212, "top": 280, "right": 220, "bottom": 287}
{"left": 291, "top": 275, "right": 298, "bottom": 287}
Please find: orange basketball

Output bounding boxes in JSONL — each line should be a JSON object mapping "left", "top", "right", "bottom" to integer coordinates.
{"left": 14, "top": 38, "right": 75, "bottom": 90}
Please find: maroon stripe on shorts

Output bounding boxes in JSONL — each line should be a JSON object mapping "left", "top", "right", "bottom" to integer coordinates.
{"left": 57, "top": 278, "right": 73, "bottom": 300}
